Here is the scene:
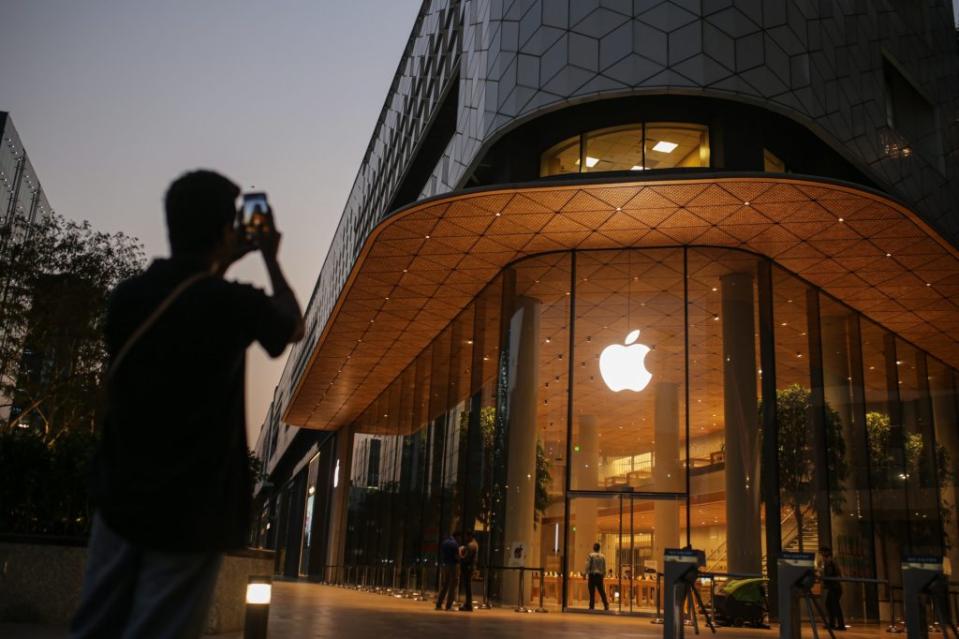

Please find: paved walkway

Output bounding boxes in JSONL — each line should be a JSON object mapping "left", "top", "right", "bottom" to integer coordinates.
{"left": 1, "top": 581, "right": 896, "bottom": 638}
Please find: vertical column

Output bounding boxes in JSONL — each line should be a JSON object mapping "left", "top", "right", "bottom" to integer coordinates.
{"left": 571, "top": 414, "right": 599, "bottom": 598}
{"left": 502, "top": 296, "right": 540, "bottom": 604}
{"left": 325, "top": 424, "right": 355, "bottom": 574}
{"left": 721, "top": 271, "right": 763, "bottom": 574}
{"left": 653, "top": 382, "right": 681, "bottom": 564}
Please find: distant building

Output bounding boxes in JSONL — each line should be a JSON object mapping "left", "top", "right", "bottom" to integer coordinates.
{"left": 254, "top": 1, "right": 959, "bottom": 621}
{"left": 0, "top": 112, "right": 55, "bottom": 423}
{"left": 0, "top": 112, "right": 54, "bottom": 232}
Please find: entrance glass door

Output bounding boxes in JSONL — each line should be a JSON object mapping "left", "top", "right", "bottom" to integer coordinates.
{"left": 567, "top": 494, "right": 684, "bottom": 614}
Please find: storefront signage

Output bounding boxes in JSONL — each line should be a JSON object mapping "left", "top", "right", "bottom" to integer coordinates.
{"left": 780, "top": 551, "right": 815, "bottom": 567}
{"left": 599, "top": 329, "right": 652, "bottom": 392}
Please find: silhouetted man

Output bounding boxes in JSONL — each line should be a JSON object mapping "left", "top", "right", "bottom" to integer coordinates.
{"left": 458, "top": 530, "right": 479, "bottom": 611}
{"left": 820, "top": 546, "right": 845, "bottom": 631}
{"left": 436, "top": 532, "right": 460, "bottom": 610}
{"left": 70, "top": 170, "right": 303, "bottom": 639}
{"left": 586, "top": 542, "right": 609, "bottom": 611}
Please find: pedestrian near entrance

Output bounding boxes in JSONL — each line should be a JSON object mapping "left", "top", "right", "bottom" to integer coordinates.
{"left": 70, "top": 171, "right": 304, "bottom": 639}
{"left": 436, "top": 532, "right": 460, "bottom": 610}
{"left": 458, "top": 531, "right": 479, "bottom": 611}
{"left": 586, "top": 542, "right": 610, "bottom": 611}
{"left": 820, "top": 546, "right": 845, "bottom": 631}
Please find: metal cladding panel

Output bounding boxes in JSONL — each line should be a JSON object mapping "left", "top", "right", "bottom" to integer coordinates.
{"left": 269, "top": 0, "right": 959, "bottom": 436}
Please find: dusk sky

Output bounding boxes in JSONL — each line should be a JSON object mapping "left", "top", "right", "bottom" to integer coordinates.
{"left": 0, "top": 1, "right": 420, "bottom": 442}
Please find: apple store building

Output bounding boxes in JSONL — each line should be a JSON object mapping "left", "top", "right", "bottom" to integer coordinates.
{"left": 254, "top": 0, "right": 959, "bottom": 625}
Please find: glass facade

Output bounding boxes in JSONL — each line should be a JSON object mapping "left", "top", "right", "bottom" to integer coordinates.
{"left": 540, "top": 123, "right": 709, "bottom": 177}
{"left": 344, "top": 247, "right": 958, "bottom": 616}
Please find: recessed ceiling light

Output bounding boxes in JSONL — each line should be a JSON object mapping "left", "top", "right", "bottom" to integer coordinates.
{"left": 630, "top": 165, "right": 645, "bottom": 171}
{"left": 585, "top": 156, "right": 600, "bottom": 168}
{"left": 652, "top": 140, "right": 678, "bottom": 153}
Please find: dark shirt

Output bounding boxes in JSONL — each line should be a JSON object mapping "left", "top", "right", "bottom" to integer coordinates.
{"left": 440, "top": 536, "right": 459, "bottom": 565}
{"left": 822, "top": 557, "right": 842, "bottom": 592}
{"left": 93, "top": 257, "right": 296, "bottom": 552}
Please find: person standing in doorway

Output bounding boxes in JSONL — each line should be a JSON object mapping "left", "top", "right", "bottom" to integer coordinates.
{"left": 435, "top": 532, "right": 460, "bottom": 610}
{"left": 458, "top": 531, "right": 479, "bottom": 611}
{"left": 586, "top": 542, "right": 609, "bottom": 611}
{"left": 820, "top": 546, "right": 845, "bottom": 631}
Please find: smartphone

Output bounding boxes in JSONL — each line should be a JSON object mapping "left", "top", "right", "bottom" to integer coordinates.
{"left": 241, "top": 192, "right": 269, "bottom": 229}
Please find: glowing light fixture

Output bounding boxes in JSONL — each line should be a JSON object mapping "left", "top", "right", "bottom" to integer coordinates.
{"left": 652, "top": 140, "right": 678, "bottom": 153}
{"left": 630, "top": 165, "right": 645, "bottom": 171}
{"left": 246, "top": 582, "right": 272, "bottom": 605}
{"left": 585, "top": 156, "right": 600, "bottom": 168}
{"left": 599, "top": 329, "right": 652, "bottom": 392}
{"left": 333, "top": 459, "right": 340, "bottom": 488}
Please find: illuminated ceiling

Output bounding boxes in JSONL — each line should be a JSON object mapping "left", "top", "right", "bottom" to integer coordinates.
{"left": 284, "top": 175, "right": 959, "bottom": 430}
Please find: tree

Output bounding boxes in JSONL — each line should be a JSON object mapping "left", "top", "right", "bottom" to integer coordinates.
{"left": 764, "top": 384, "right": 848, "bottom": 551}
{"left": 0, "top": 212, "right": 142, "bottom": 536}
{"left": 0, "top": 212, "right": 144, "bottom": 437}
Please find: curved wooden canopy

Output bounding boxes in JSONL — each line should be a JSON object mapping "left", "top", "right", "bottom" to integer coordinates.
{"left": 284, "top": 175, "right": 959, "bottom": 430}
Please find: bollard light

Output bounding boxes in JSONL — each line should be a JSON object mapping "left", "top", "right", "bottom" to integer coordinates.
{"left": 244, "top": 576, "right": 272, "bottom": 639}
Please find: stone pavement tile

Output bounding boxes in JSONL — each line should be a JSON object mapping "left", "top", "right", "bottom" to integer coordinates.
{"left": 1, "top": 583, "right": 892, "bottom": 639}
{"left": 263, "top": 582, "right": 888, "bottom": 639}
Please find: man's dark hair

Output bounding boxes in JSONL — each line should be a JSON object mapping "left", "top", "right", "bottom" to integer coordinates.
{"left": 593, "top": 542, "right": 601, "bottom": 552}
{"left": 164, "top": 170, "right": 240, "bottom": 255}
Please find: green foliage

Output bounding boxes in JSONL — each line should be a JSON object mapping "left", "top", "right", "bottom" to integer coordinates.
{"left": 762, "top": 384, "right": 848, "bottom": 550}
{"left": 248, "top": 448, "right": 266, "bottom": 484}
{"left": 0, "top": 212, "right": 142, "bottom": 535}
{"left": 0, "top": 212, "right": 144, "bottom": 436}
{"left": 0, "top": 426, "right": 98, "bottom": 535}
{"left": 535, "top": 439, "right": 551, "bottom": 520}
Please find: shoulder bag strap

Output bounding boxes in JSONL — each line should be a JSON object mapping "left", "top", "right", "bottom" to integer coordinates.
{"left": 106, "top": 271, "right": 213, "bottom": 382}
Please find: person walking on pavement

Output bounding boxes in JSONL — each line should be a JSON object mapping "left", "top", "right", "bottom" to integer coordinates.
{"left": 586, "top": 542, "right": 610, "bottom": 611}
{"left": 436, "top": 532, "right": 460, "bottom": 610}
{"left": 458, "top": 531, "right": 479, "bottom": 611}
{"left": 820, "top": 546, "right": 845, "bottom": 631}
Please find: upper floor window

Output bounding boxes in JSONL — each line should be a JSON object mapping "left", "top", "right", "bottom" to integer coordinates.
{"left": 540, "top": 122, "right": 709, "bottom": 177}
{"left": 883, "top": 56, "right": 942, "bottom": 171}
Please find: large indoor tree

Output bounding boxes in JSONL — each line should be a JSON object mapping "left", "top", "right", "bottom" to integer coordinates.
{"left": 766, "top": 384, "right": 848, "bottom": 552}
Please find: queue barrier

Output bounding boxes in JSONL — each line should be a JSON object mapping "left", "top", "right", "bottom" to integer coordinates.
{"left": 484, "top": 565, "right": 549, "bottom": 613}
{"left": 777, "top": 552, "right": 888, "bottom": 639}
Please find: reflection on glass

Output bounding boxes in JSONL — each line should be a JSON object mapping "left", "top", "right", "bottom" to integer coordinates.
{"left": 861, "top": 319, "right": 907, "bottom": 600}
{"left": 771, "top": 268, "right": 824, "bottom": 554}
{"left": 928, "top": 360, "right": 959, "bottom": 575}
{"left": 644, "top": 123, "right": 709, "bottom": 169}
{"left": 819, "top": 297, "right": 878, "bottom": 621}
{"left": 584, "top": 126, "right": 645, "bottom": 173}
{"left": 896, "top": 340, "right": 943, "bottom": 556}
{"left": 540, "top": 136, "right": 581, "bottom": 176}
{"left": 686, "top": 248, "right": 764, "bottom": 575}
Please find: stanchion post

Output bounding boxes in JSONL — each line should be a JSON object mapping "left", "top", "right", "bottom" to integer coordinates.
{"left": 515, "top": 568, "right": 528, "bottom": 613}
{"left": 535, "top": 568, "right": 548, "bottom": 613}
{"left": 481, "top": 565, "right": 493, "bottom": 609}
{"left": 652, "top": 572, "right": 664, "bottom": 624}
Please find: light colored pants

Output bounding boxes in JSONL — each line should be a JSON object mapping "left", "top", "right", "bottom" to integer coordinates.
{"left": 70, "top": 513, "right": 223, "bottom": 639}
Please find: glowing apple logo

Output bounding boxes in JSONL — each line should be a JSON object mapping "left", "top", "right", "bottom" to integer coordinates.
{"left": 599, "top": 329, "right": 652, "bottom": 392}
